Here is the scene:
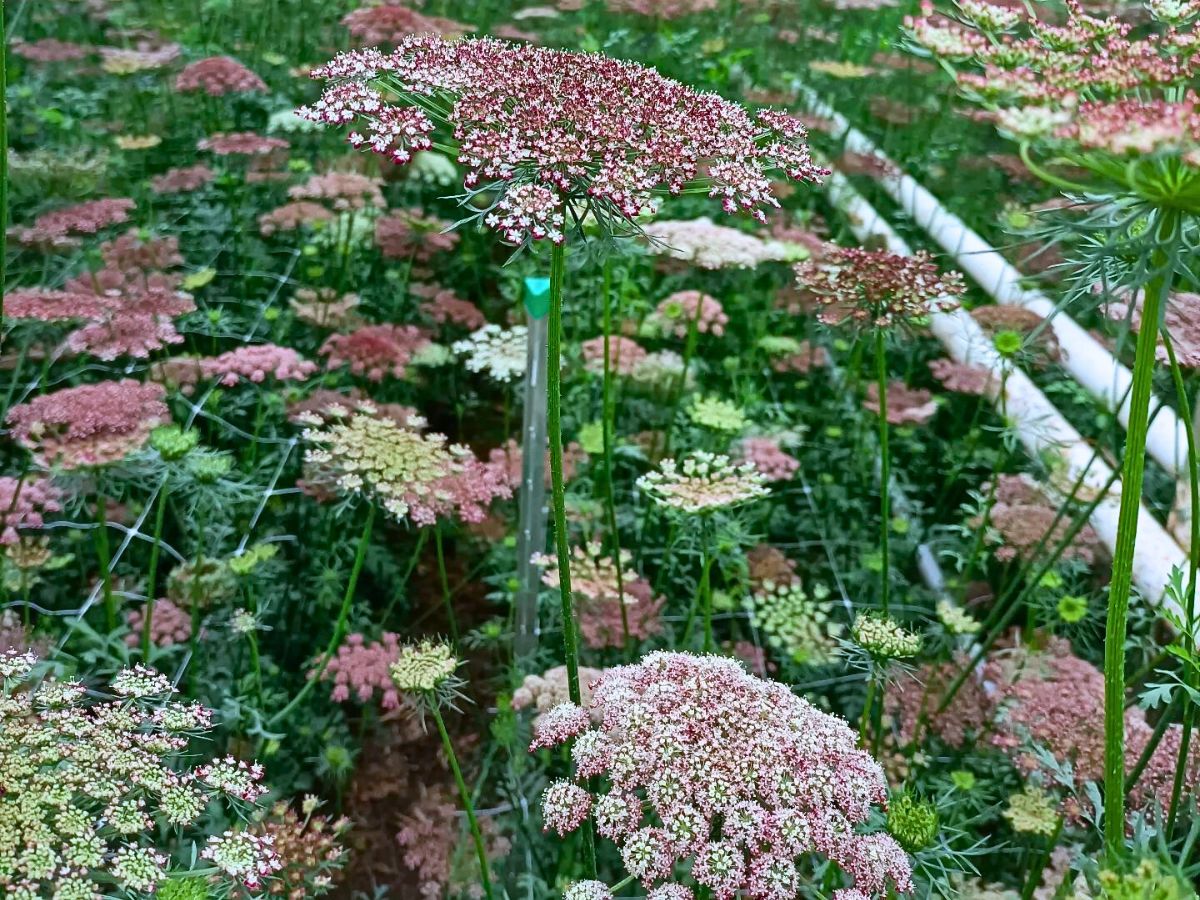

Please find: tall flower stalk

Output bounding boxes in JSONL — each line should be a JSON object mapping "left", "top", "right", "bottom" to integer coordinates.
{"left": 1101, "top": 213, "right": 1180, "bottom": 855}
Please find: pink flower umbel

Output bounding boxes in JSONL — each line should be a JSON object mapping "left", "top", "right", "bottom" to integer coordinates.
{"left": 0, "top": 476, "right": 63, "bottom": 545}
{"left": 150, "top": 164, "right": 216, "bottom": 195}
{"left": 175, "top": 56, "right": 267, "bottom": 95}
{"left": 10, "top": 198, "right": 135, "bottom": 251}
{"left": 319, "top": 324, "right": 432, "bottom": 381}
{"left": 319, "top": 631, "right": 405, "bottom": 709}
{"left": 7, "top": 379, "right": 169, "bottom": 469}
{"left": 200, "top": 344, "right": 317, "bottom": 386}
{"left": 300, "top": 35, "right": 826, "bottom": 244}
{"left": 342, "top": 4, "right": 470, "bottom": 45}
{"left": 534, "top": 652, "right": 913, "bottom": 898}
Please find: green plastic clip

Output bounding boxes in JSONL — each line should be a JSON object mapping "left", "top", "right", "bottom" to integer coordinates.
{"left": 523, "top": 276, "right": 551, "bottom": 320}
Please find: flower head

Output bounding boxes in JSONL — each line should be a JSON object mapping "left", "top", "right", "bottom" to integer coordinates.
{"left": 687, "top": 395, "right": 747, "bottom": 433}
{"left": 0, "top": 476, "right": 62, "bottom": 545}
{"left": 7, "top": 379, "right": 168, "bottom": 469}
{"left": 320, "top": 324, "right": 432, "bottom": 381}
{"left": 535, "top": 651, "right": 912, "bottom": 897}
{"left": 637, "top": 452, "right": 769, "bottom": 514}
{"left": 796, "top": 246, "right": 964, "bottom": 329}
{"left": 176, "top": 56, "right": 266, "bottom": 95}
{"left": 390, "top": 639, "right": 460, "bottom": 694}
{"left": 301, "top": 411, "right": 511, "bottom": 524}
{"left": 453, "top": 324, "right": 528, "bottom": 382}
{"left": 301, "top": 36, "right": 825, "bottom": 244}
{"left": 201, "top": 344, "right": 317, "bottom": 386}
{"left": 744, "top": 580, "right": 842, "bottom": 665}
{"left": 852, "top": 613, "right": 922, "bottom": 659}
{"left": 651, "top": 290, "right": 728, "bottom": 338}
{"left": 0, "top": 654, "right": 272, "bottom": 895}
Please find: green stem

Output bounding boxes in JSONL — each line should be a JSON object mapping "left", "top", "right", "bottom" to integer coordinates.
{"left": 546, "top": 240, "right": 596, "bottom": 877}
{"left": 247, "top": 629, "right": 264, "bottom": 707}
{"left": 547, "top": 243, "right": 580, "bottom": 704}
{"left": 1163, "top": 330, "right": 1199, "bottom": 834}
{"left": 875, "top": 328, "right": 891, "bottom": 615}
{"left": 268, "top": 504, "right": 375, "bottom": 728}
{"left": 700, "top": 543, "right": 715, "bottom": 653}
{"left": 381, "top": 528, "right": 429, "bottom": 625}
{"left": 600, "top": 261, "right": 631, "bottom": 656}
{"left": 435, "top": 525, "right": 459, "bottom": 646}
{"left": 859, "top": 673, "right": 877, "bottom": 747}
{"left": 430, "top": 703, "right": 495, "bottom": 900}
{"left": 1, "top": 0, "right": 6, "bottom": 323}
{"left": 94, "top": 493, "right": 117, "bottom": 632}
{"left": 141, "top": 478, "right": 171, "bottom": 659}
{"left": 1103, "top": 210, "right": 1180, "bottom": 863}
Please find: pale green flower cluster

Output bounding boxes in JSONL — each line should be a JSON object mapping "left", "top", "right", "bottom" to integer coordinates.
{"left": 852, "top": 613, "right": 922, "bottom": 659}
{"left": 0, "top": 650, "right": 273, "bottom": 898}
{"left": 687, "top": 395, "right": 748, "bottom": 433}
{"left": 390, "top": 639, "right": 459, "bottom": 693}
{"left": 744, "top": 580, "right": 841, "bottom": 665}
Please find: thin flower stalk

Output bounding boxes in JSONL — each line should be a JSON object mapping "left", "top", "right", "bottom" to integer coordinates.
{"left": 601, "top": 262, "right": 631, "bottom": 656}
{"left": 141, "top": 476, "right": 171, "bottom": 658}
{"left": 874, "top": 328, "right": 891, "bottom": 615}
{"left": 430, "top": 702, "right": 496, "bottom": 900}
{"left": 269, "top": 503, "right": 376, "bottom": 727}
{"left": 1161, "top": 329, "right": 1199, "bottom": 835}
{"left": 547, "top": 241, "right": 598, "bottom": 878}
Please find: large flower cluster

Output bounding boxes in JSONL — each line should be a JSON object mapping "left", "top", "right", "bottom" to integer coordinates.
{"left": 581, "top": 335, "right": 648, "bottom": 376}
{"left": 175, "top": 55, "right": 267, "bottom": 95}
{"left": 796, "top": 246, "right": 964, "bottom": 328}
{"left": 301, "top": 411, "right": 511, "bottom": 524}
{"left": 300, "top": 35, "right": 826, "bottom": 244}
{"left": 230, "top": 801, "right": 350, "bottom": 899}
{"left": 7, "top": 379, "right": 169, "bottom": 469}
{"left": 637, "top": 452, "right": 769, "bottom": 513}
{"left": 10, "top": 198, "right": 135, "bottom": 251}
{"left": 320, "top": 324, "right": 432, "bottom": 381}
{"left": 907, "top": 0, "right": 1200, "bottom": 178}
{"left": 452, "top": 324, "right": 528, "bottom": 382}
{"left": 10, "top": 234, "right": 197, "bottom": 360}
{"left": 374, "top": 208, "right": 460, "bottom": 261}
{"left": 320, "top": 631, "right": 404, "bottom": 709}
{"left": 645, "top": 218, "right": 791, "bottom": 269}
{"left": 744, "top": 579, "right": 842, "bottom": 665}
{"left": 341, "top": 4, "right": 470, "bottom": 45}
{"left": 650, "top": 290, "right": 729, "bottom": 338}
{"left": 288, "top": 171, "right": 386, "bottom": 211}
{"left": 738, "top": 437, "right": 800, "bottom": 481}
{"left": 200, "top": 344, "right": 318, "bottom": 386}
{"left": 534, "top": 652, "right": 913, "bottom": 898}
{"left": 0, "top": 651, "right": 276, "bottom": 897}
{"left": 984, "top": 639, "right": 1200, "bottom": 820}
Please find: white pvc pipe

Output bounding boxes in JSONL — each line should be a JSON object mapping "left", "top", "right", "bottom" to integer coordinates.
{"left": 823, "top": 168, "right": 1188, "bottom": 612}
{"left": 796, "top": 84, "right": 1190, "bottom": 479}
